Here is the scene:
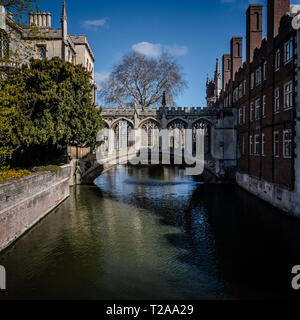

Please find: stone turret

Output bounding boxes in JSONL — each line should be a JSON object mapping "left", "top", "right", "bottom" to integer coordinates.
{"left": 214, "top": 58, "right": 221, "bottom": 98}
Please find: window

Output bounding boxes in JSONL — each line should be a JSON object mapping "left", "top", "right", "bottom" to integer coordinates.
{"left": 284, "top": 82, "right": 293, "bottom": 109}
{"left": 0, "top": 30, "right": 9, "bottom": 58}
{"left": 283, "top": 130, "right": 292, "bottom": 158}
{"left": 255, "top": 99, "right": 261, "bottom": 120}
{"left": 243, "top": 106, "right": 246, "bottom": 123}
{"left": 251, "top": 73, "right": 255, "bottom": 89}
{"left": 285, "top": 40, "right": 293, "bottom": 63}
{"left": 274, "top": 131, "right": 279, "bottom": 157}
{"left": 250, "top": 102, "right": 254, "bottom": 121}
{"left": 263, "top": 61, "right": 267, "bottom": 80}
{"left": 243, "top": 80, "right": 246, "bottom": 95}
{"left": 37, "top": 46, "right": 46, "bottom": 59}
{"left": 254, "top": 135, "right": 260, "bottom": 155}
{"left": 275, "top": 50, "right": 280, "bottom": 70}
{"left": 256, "top": 67, "right": 261, "bottom": 86}
{"left": 262, "top": 95, "right": 266, "bottom": 117}
{"left": 250, "top": 136, "right": 254, "bottom": 155}
{"left": 239, "top": 83, "right": 243, "bottom": 99}
{"left": 274, "top": 88, "right": 280, "bottom": 113}
{"left": 262, "top": 133, "right": 265, "bottom": 156}
{"left": 239, "top": 108, "right": 243, "bottom": 125}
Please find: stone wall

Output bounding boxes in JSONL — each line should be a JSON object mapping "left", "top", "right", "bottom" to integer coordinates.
{"left": 0, "top": 165, "right": 71, "bottom": 252}
{"left": 236, "top": 172, "right": 297, "bottom": 216}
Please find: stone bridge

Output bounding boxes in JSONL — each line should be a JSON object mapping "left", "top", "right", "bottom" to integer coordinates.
{"left": 76, "top": 106, "right": 237, "bottom": 185}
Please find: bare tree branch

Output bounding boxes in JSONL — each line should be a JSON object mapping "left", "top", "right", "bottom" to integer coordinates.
{"left": 98, "top": 51, "right": 187, "bottom": 110}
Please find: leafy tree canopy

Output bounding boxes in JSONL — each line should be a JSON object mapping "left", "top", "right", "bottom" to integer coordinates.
{"left": 0, "top": 57, "right": 103, "bottom": 166}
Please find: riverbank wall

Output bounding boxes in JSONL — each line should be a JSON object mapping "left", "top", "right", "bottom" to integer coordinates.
{"left": 236, "top": 172, "right": 300, "bottom": 218}
{"left": 0, "top": 165, "right": 71, "bottom": 252}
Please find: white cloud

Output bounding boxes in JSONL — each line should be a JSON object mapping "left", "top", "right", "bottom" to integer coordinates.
{"left": 165, "top": 44, "right": 189, "bottom": 57}
{"left": 95, "top": 72, "right": 110, "bottom": 85}
{"left": 132, "top": 42, "right": 162, "bottom": 58}
{"left": 83, "top": 18, "right": 107, "bottom": 30}
{"left": 132, "top": 42, "right": 189, "bottom": 58}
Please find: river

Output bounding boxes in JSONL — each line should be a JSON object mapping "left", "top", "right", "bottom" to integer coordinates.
{"left": 0, "top": 165, "right": 300, "bottom": 300}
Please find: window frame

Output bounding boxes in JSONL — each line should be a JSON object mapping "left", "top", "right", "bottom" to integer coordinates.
{"left": 284, "top": 81, "right": 293, "bottom": 110}
{"left": 250, "top": 73, "right": 255, "bottom": 90}
{"left": 254, "top": 134, "right": 260, "bottom": 156}
{"left": 274, "top": 88, "right": 280, "bottom": 113}
{"left": 273, "top": 131, "right": 279, "bottom": 158}
{"left": 284, "top": 39, "right": 293, "bottom": 64}
{"left": 255, "top": 98, "right": 261, "bottom": 120}
{"left": 283, "top": 129, "right": 292, "bottom": 159}
{"left": 256, "top": 67, "right": 261, "bottom": 86}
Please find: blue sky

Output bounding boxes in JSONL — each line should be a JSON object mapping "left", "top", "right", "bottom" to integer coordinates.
{"left": 38, "top": 0, "right": 298, "bottom": 107}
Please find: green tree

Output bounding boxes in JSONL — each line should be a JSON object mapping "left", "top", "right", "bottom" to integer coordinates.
{"left": 0, "top": 71, "right": 25, "bottom": 166}
{"left": 14, "top": 57, "right": 103, "bottom": 165}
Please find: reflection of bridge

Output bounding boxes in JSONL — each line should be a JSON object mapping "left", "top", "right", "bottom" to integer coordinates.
{"left": 76, "top": 106, "right": 238, "bottom": 185}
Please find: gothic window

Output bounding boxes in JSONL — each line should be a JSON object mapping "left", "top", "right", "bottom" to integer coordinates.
{"left": 192, "top": 120, "right": 211, "bottom": 154}
{"left": 168, "top": 119, "right": 187, "bottom": 149}
{"left": 141, "top": 121, "right": 159, "bottom": 147}
{"left": 0, "top": 30, "right": 9, "bottom": 58}
{"left": 114, "top": 120, "right": 134, "bottom": 150}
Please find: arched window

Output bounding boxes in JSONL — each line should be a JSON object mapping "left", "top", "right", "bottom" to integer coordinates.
{"left": 168, "top": 119, "right": 187, "bottom": 149}
{"left": 192, "top": 120, "right": 211, "bottom": 154}
{"left": 114, "top": 120, "right": 134, "bottom": 149}
{"left": 141, "top": 121, "right": 159, "bottom": 147}
{"left": 0, "top": 30, "right": 9, "bottom": 58}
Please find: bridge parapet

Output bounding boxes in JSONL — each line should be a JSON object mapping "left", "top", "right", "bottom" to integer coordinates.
{"left": 101, "top": 107, "right": 220, "bottom": 118}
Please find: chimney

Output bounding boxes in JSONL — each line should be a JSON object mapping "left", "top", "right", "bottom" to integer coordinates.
{"left": 246, "top": 4, "right": 263, "bottom": 64}
{"left": 230, "top": 37, "right": 243, "bottom": 81}
{"left": 222, "top": 54, "right": 231, "bottom": 90}
{"left": 0, "top": 6, "right": 6, "bottom": 31}
{"left": 267, "top": 0, "right": 290, "bottom": 41}
{"left": 46, "top": 13, "right": 51, "bottom": 28}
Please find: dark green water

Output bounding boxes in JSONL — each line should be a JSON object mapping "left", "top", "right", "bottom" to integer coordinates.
{"left": 0, "top": 165, "right": 300, "bottom": 300}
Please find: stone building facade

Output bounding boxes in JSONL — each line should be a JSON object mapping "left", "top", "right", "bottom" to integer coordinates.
{"left": 209, "top": 0, "right": 300, "bottom": 216}
{"left": 0, "top": 2, "right": 96, "bottom": 104}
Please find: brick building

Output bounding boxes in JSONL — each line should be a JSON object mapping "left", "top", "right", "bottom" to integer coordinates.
{"left": 207, "top": 0, "right": 300, "bottom": 215}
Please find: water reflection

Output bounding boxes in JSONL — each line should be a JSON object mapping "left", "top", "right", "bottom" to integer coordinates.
{"left": 0, "top": 165, "right": 300, "bottom": 300}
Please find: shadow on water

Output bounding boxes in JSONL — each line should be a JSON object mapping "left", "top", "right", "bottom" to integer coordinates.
{"left": 1, "top": 164, "right": 300, "bottom": 300}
